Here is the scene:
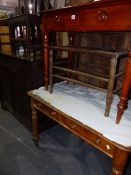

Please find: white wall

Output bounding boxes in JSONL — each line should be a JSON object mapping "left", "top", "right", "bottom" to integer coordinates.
{"left": 0, "top": 0, "right": 18, "bottom": 8}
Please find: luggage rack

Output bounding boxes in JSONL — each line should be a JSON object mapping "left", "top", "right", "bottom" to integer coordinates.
{"left": 49, "top": 45, "right": 128, "bottom": 117}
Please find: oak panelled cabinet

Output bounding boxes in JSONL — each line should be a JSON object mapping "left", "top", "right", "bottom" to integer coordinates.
{"left": 0, "top": 15, "right": 56, "bottom": 130}
{"left": 0, "top": 52, "right": 57, "bottom": 130}
{"left": 0, "top": 52, "right": 43, "bottom": 129}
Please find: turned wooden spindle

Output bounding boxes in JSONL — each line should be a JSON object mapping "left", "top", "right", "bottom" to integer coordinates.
{"left": 44, "top": 32, "right": 49, "bottom": 91}
{"left": 116, "top": 55, "right": 131, "bottom": 124}
{"left": 31, "top": 100, "right": 40, "bottom": 146}
{"left": 67, "top": 32, "right": 74, "bottom": 79}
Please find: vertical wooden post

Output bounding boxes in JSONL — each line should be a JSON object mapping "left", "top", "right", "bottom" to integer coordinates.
{"left": 44, "top": 32, "right": 49, "bottom": 90}
{"left": 67, "top": 32, "right": 73, "bottom": 80}
{"left": 105, "top": 54, "right": 117, "bottom": 116}
{"left": 49, "top": 49, "right": 53, "bottom": 93}
{"left": 26, "top": 16, "right": 31, "bottom": 60}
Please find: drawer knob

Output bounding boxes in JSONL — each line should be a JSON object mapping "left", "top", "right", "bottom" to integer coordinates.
{"left": 72, "top": 124, "right": 76, "bottom": 129}
{"left": 51, "top": 111, "right": 56, "bottom": 115}
{"left": 95, "top": 137, "right": 101, "bottom": 144}
{"left": 106, "top": 144, "right": 111, "bottom": 150}
{"left": 55, "top": 16, "right": 63, "bottom": 23}
{"left": 37, "top": 103, "right": 42, "bottom": 108}
{"left": 97, "top": 10, "right": 108, "bottom": 22}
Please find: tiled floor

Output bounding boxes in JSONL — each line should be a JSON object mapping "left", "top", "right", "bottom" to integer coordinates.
{"left": 0, "top": 104, "right": 131, "bottom": 175}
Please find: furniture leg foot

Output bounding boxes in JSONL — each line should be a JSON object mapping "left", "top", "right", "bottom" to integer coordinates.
{"left": 104, "top": 108, "right": 109, "bottom": 117}
{"left": 104, "top": 92, "right": 113, "bottom": 117}
{"left": 111, "top": 148, "right": 129, "bottom": 175}
{"left": 116, "top": 97, "right": 127, "bottom": 124}
{"left": 33, "top": 140, "right": 39, "bottom": 148}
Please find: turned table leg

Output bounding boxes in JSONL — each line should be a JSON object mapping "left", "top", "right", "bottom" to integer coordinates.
{"left": 116, "top": 58, "right": 131, "bottom": 124}
{"left": 44, "top": 32, "right": 49, "bottom": 91}
{"left": 49, "top": 49, "right": 53, "bottom": 93}
{"left": 67, "top": 32, "right": 73, "bottom": 80}
{"left": 31, "top": 99, "right": 40, "bottom": 146}
{"left": 112, "top": 148, "right": 129, "bottom": 175}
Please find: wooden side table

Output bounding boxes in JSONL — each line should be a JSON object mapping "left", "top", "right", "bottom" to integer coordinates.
{"left": 28, "top": 87, "right": 131, "bottom": 175}
{"left": 116, "top": 57, "right": 131, "bottom": 124}
{"left": 41, "top": 0, "right": 131, "bottom": 118}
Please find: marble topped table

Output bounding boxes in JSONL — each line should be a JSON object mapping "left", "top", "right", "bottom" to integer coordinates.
{"left": 28, "top": 82, "right": 131, "bottom": 175}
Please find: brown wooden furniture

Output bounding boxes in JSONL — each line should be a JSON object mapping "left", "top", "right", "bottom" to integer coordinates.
{"left": 8, "top": 14, "right": 42, "bottom": 61}
{"left": 28, "top": 90, "right": 131, "bottom": 175}
{"left": 41, "top": 0, "right": 131, "bottom": 117}
{"left": 0, "top": 51, "right": 43, "bottom": 129}
{"left": 116, "top": 57, "right": 131, "bottom": 124}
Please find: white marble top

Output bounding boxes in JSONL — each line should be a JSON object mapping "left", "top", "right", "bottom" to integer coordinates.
{"left": 32, "top": 82, "right": 131, "bottom": 147}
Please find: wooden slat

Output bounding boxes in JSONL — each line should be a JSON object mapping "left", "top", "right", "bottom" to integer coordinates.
{"left": 52, "top": 74, "right": 107, "bottom": 92}
{"left": 53, "top": 66, "right": 109, "bottom": 82}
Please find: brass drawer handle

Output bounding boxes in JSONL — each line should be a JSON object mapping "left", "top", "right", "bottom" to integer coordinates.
{"left": 106, "top": 144, "right": 111, "bottom": 150}
{"left": 95, "top": 137, "right": 101, "bottom": 144}
{"left": 37, "top": 103, "right": 42, "bottom": 108}
{"left": 51, "top": 111, "right": 56, "bottom": 116}
{"left": 71, "top": 124, "right": 76, "bottom": 129}
{"left": 55, "top": 15, "right": 63, "bottom": 23}
{"left": 96, "top": 10, "right": 108, "bottom": 22}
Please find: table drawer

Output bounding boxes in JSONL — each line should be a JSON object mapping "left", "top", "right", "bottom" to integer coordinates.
{"left": 79, "top": 4, "right": 131, "bottom": 31}
{"left": 44, "top": 10, "right": 78, "bottom": 31}
{"left": 34, "top": 99, "right": 114, "bottom": 157}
